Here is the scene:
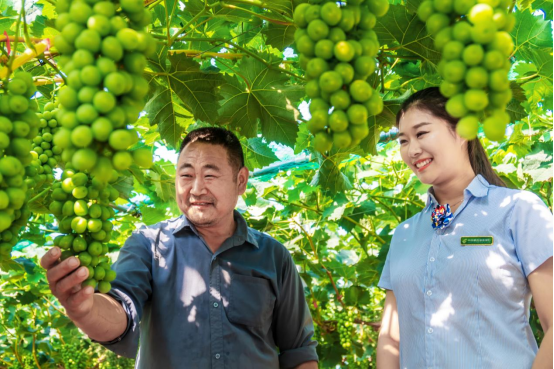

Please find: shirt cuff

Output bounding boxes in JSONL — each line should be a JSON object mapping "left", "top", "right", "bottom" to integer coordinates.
{"left": 90, "top": 291, "right": 132, "bottom": 345}
{"left": 279, "top": 345, "right": 319, "bottom": 369}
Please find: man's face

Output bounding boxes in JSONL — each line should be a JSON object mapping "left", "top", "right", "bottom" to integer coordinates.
{"left": 175, "top": 142, "right": 248, "bottom": 229}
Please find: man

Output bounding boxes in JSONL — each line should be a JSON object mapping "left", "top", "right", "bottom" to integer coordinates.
{"left": 41, "top": 127, "right": 319, "bottom": 368}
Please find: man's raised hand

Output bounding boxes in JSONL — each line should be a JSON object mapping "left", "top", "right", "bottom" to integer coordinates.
{"left": 41, "top": 246, "right": 95, "bottom": 321}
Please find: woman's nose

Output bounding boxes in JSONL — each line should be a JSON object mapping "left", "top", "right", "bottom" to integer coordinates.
{"left": 408, "top": 140, "right": 422, "bottom": 157}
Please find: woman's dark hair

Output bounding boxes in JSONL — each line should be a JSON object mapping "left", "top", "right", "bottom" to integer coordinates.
{"left": 396, "top": 87, "right": 506, "bottom": 187}
{"left": 179, "top": 127, "right": 245, "bottom": 175}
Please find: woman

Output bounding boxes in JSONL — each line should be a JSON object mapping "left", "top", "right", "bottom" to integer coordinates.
{"left": 376, "top": 87, "right": 552, "bottom": 369}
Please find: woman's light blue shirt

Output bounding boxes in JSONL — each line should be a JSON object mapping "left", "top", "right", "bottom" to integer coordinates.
{"left": 378, "top": 175, "right": 553, "bottom": 369}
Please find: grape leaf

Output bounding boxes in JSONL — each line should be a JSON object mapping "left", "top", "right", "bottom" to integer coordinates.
{"left": 263, "top": 23, "right": 295, "bottom": 50}
{"left": 516, "top": 48, "right": 553, "bottom": 110}
{"left": 140, "top": 206, "right": 168, "bottom": 225}
{"left": 145, "top": 53, "right": 223, "bottom": 148}
{"left": 112, "top": 175, "right": 134, "bottom": 200}
{"left": 243, "top": 137, "right": 279, "bottom": 170}
{"left": 374, "top": 4, "right": 442, "bottom": 67}
{"left": 144, "top": 83, "right": 193, "bottom": 149}
{"left": 511, "top": 9, "right": 553, "bottom": 58}
{"left": 168, "top": 54, "right": 225, "bottom": 124}
{"left": 311, "top": 156, "right": 352, "bottom": 193}
{"left": 149, "top": 171, "right": 176, "bottom": 203}
{"left": 517, "top": 0, "right": 553, "bottom": 21}
{"left": 218, "top": 57, "right": 303, "bottom": 147}
{"left": 359, "top": 117, "right": 380, "bottom": 155}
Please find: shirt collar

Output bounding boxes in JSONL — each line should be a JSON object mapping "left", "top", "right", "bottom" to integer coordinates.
{"left": 171, "top": 210, "right": 259, "bottom": 249}
{"left": 426, "top": 174, "right": 490, "bottom": 208}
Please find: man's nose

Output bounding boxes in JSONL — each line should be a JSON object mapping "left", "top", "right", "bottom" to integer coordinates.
{"left": 190, "top": 176, "right": 207, "bottom": 195}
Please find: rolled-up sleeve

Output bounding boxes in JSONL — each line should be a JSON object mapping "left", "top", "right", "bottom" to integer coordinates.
{"left": 273, "top": 252, "right": 318, "bottom": 369}
{"left": 97, "top": 230, "right": 153, "bottom": 358}
{"left": 510, "top": 191, "right": 553, "bottom": 277}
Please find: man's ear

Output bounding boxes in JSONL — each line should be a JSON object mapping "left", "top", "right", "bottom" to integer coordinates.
{"left": 237, "top": 166, "right": 249, "bottom": 195}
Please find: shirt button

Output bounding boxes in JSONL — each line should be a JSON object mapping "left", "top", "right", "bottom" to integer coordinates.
{"left": 430, "top": 257, "right": 435, "bottom": 262}
{"left": 427, "top": 290, "right": 432, "bottom": 296}
{"left": 213, "top": 302, "right": 219, "bottom": 308}
{"left": 215, "top": 354, "right": 221, "bottom": 359}
{"left": 428, "top": 328, "right": 433, "bottom": 334}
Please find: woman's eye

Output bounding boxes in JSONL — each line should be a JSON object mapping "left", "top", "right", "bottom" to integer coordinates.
{"left": 416, "top": 131, "right": 428, "bottom": 138}
{"left": 399, "top": 139, "right": 407, "bottom": 145}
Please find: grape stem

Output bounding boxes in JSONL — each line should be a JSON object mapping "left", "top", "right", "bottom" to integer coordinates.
{"left": 292, "top": 219, "right": 347, "bottom": 309}
{"left": 28, "top": 188, "right": 50, "bottom": 204}
{"left": 3, "top": 4, "right": 23, "bottom": 83}
{"left": 219, "top": 0, "right": 290, "bottom": 16}
{"left": 32, "top": 334, "right": 42, "bottom": 369}
{"left": 167, "top": 49, "right": 245, "bottom": 60}
{"left": 168, "top": 0, "right": 213, "bottom": 48}
{"left": 219, "top": 2, "right": 294, "bottom": 25}
{"left": 41, "top": 56, "right": 68, "bottom": 84}
{"left": 0, "top": 36, "right": 43, "bottom": 43}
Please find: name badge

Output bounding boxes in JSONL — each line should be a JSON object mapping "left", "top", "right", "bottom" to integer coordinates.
{"left": 461, "top": 236, "right": 493, "bottom": 246}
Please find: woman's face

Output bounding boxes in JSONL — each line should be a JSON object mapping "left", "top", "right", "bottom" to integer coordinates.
{"left": 398, "top": 107, "right": 468, "bottom": 186}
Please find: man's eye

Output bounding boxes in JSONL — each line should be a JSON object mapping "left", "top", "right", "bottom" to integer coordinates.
{"left": 181, "top": 174, "right": 192, "bottom": 178}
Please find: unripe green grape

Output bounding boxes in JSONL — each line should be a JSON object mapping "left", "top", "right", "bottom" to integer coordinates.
{"left": 462, "top": 44, "right": 484, "bottom": 66}
{"left": 464, "top": 89, "right": 489, "bottom": 111}
{"left": 445, "top": 94, "right": 468, "bottom": 118}
{"left": 333, "top": 130, "right": 352, "bottom": 149}
{"left": 483, "top": 115, "right": 507, "bottom": 141}
{"left": 471, "top": 22, "right": 497, "bottom": 44}
{"left": 112, "top": 151, "right": 133, "bottom": 170}
{"left": 456, "top": 115, "right": 479, "bottom": 140}
{"left": 132, "top": 148, "right": 153, "bottom": 168}
{"left": 434, "top": 27, "right": 452, "bottom": 50}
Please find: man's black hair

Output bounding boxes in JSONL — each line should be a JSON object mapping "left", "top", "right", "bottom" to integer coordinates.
{"left": 178, "top": 127, "right": 245, "bottom": 173}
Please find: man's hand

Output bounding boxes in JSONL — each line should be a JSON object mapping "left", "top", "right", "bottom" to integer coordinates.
{"left": 41, "top": 246, "right": 94, "bottom": 322}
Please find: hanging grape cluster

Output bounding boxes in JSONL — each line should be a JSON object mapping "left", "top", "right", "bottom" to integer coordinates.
{"left": 52, "top": 0, "right": 155, "bottom": 178}
{"left": 337, "top": 308, "right": 354, "bottom": 349}
{"left": 0, "top": 72, "right": 37, "bottom": 261}
{"left": 417, "top": 0, "right": 515, "bottom": 141}
{"left": 28, "top": 101, "right": 62, "bottom": 191}
{"left": 50, "top": 167, "right": 118, "bottom": 293}
{"left": 99, "top": 350, "right": 136, "bottom": 369}
{"left": 60, "top": 341, "right": 91, "bottom": 369}
{"left": 293, "top": 0, "right": 388, "bottom": 153}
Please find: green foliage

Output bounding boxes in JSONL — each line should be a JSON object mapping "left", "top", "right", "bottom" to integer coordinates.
{"left": 0, "top": 0, "right": 551, "bottom": 367}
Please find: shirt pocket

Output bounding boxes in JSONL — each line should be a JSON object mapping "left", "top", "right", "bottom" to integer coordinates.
{"left": 227, "top": 273, "right": 276, "bottom": 328}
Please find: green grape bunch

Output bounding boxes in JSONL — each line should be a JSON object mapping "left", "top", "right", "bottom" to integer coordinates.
{"left": 52, "top": 0, "right": 155, "bottom": 179}
{"left": 293, "top": 0, "right": 388, "bottom": 154}
{"left": 417, "top": 0, "right": 516, "bottom": 141}
{"left": 0, "top": 72, "right": 38, "bottom": 262}
{"left": 27, "top": 101, "right": 63, "bottom": 191}
{"left": 337, "top": 308, "right": 355, "bottom": 349}
{"left": 50, "top": 166, "right": 119, "bottom": 293}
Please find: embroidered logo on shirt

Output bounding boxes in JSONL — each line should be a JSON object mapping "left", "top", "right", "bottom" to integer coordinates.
{"left": 461, "top": 236, "right": 494, "bottom": 246}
